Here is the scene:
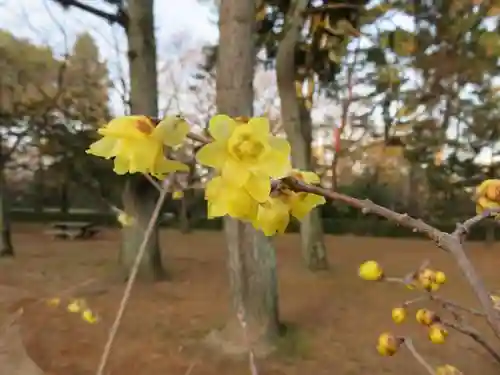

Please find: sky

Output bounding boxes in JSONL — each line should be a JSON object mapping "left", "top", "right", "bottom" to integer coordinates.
{"left": 0, "top": 0, "right": 219, "bottom": 115}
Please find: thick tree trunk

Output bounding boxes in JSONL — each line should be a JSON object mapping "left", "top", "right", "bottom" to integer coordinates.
{"left": 276, "top": 2, "right": 328, "bottom": 271}
{"left": 120, "top": 175, "right": 165, "bottom": 281}
{"left": 205, "top": 0, "right": 280, "bottom": 356}
{"left": 0, "top": 161, "right": 13, "bottom": 257}
{"left": 118, "top": 0, "right": 165, "bottom": 281}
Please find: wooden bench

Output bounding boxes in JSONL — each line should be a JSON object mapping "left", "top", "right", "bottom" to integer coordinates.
{"left": 45, "top": 222, "right": 99, "bottom": 240}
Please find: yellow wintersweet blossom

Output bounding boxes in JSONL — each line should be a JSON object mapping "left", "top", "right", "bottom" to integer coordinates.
{"left": 436, "top": 365, "right": 462, "bottom": 375}
{"left": 474, "top": 179, "right": 500, "bottom": 216}
{"left": 196, "top": 115, "right": 291, "bottom": 202}
{"left": 116, "top": 210, "right": 135, "bottom": 227}
{"left": 67, "top": 299, "right": 84, "bottom": 313}
{"left": 205, "top": 176, "right": 258, "bottom": 221}
{"left": 86, "top": 115, "right": 189, "bottom": 179}
{"left": 82, "top": 309, "right": 99, "bottom": 324}
{"left": 284, "top": 170, "right": 326, "bottom": 220}
{"left": 252, "top": 197, "right": 290, "bottom": 236}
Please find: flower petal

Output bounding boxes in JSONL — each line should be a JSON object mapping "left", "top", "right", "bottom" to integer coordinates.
{"left": 247, "top": 117, "right": 270, "bottom": 142}
{"left": 222, "top": 158, "right": 250, "bottom": 187}
{"left": 208, "top": 114, "right": 237, "bottom": 140}
{"left": 86, "top": 137, "right": 119, "bottom": 159}
{"left": 113, "top": 156, "right": 130, "bottom": 175}
{"left": 196, "top": 142, "right": 228, "bottom": 169}
{"left": 152, "top": 116, "right": 190, "bottom": 146}
{"left": 246, "top": 173, "right": 271, "bottom": 203}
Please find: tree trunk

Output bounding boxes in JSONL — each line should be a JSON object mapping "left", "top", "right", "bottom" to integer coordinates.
{"left": 205, "top": 0, "right": 280, "bottom": 356}
{"left": 276, "top": 2, "right": 328, "bottom": 271}
{"left": 119, "top": 0, "right": 165, "bottom": 281}
{"left": 120, "top": 175, "right": 165, "bottom": 281}
{"left": 0, "top": 161, "right": 13, "bottom": 257}
{"left": 178, "top": 192, "right": 190, "bottom": 234}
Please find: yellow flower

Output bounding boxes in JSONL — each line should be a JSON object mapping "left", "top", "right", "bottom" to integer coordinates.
{"left": 172, "top": 190, "right": 184, "bottom": 200}
{"left": 196, "top": 115, "right": 291, "bottom": 202}
{"left": 428, "top": 324, "right": 448, "bottom": 344}
{"left": 434, "top": 271, "right": 446, "bottom": 285}
{"left": 67, "top": 299, "right": 84, "bottom": 313}
{"left": 117, "top": 210, "right": 135, "bottom": 227}
{"left": 416, "top": 308, "right": 436, "bottom": 325}
{"left": 475, "top": 179, "right": 500, "bottom": 217}
{"left": 82, "top": 309, "right": 99, "bottom": 324}
{"left": 358, "top": 260, "right": 384, "bottom": 281}
{"left": 436, "top": 364, "right": 462, "bottom": 375}
{"left": 284, "top": 170, "right": 326, "bottom": 220}
{"left": 205, "top": 176, "right": 258, "bottom": 221}
{"left": 87, "top": 115, "right": 189, "bottom": 179}
{"left": 46, "top": 297, "right": 61, "bottom": 307}
{"left": 391, "top": 307, "right": 406, "bottom": 324}
{"left": 252, "top": 197, "right": 290, "bottom": 236}
{"left": 376, "top": 333, "right": 400, "bottom": 356}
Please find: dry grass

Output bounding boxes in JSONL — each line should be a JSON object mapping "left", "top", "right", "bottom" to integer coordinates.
{"left": 1, "top": 224, "right": 500, "bottom": 375}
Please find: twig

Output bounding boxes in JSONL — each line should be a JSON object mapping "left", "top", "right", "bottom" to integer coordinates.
{"left": 95, "top": 185, "right": 170, "bottom": 375}
{"left": 442, "top": 319, "right": 500, "bottom": 364}
{"left": 431, "top": 295, "right": 486, "bottom": 318}
{"left": 182, "top": 128, "right": 500, "bottom": 338}
{"left": 403, "top": 338, "right": 435, "bottom": 375}
{"left": 279, "top": 177, "right": 500, "bottom": 339}
{"left": 142, "top": 173, "right": 162, "bottom": 192}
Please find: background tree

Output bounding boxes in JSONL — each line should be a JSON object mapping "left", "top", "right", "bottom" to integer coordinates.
{"left": 206, "top": 0, "right": 281, "bottom": 356}
{"left": 51, "top": 0, "right": 167, "bottom": 281}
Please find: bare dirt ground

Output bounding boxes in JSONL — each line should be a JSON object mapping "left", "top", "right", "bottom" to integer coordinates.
{"left": 1, "top": 224, "right": 500, "bottom": 375}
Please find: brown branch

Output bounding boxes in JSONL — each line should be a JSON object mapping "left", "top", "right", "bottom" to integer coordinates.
{"left": 442, "top": 319, "right": 500, "bottom": 364}
{"left": 50, "top": 0, "right": 128, "bottom": 29}
{"left": 402, "top": 338, "right": 435, "bottom": 375}
{"left": 280, "top": 176, "right": 500, "bottom": 339}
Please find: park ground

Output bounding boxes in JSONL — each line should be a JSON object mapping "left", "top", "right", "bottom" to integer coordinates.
{"left": 1, "top": 225, "right": 500, "bottom": 375}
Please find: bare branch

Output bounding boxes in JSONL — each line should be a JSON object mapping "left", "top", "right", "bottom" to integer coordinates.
{"left": 50, "top": 0, "right": 128, "bottom": 29}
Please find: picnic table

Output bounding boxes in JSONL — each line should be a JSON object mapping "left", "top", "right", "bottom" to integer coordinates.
{"left": 45, "top": 221, "right": 99, "bottom": 240}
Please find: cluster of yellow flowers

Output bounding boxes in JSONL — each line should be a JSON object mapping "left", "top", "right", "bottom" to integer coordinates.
{"left": 358, "top": 261, "right": 458, "bottom": 373}
{"left": 474, "top": 179, "right": 500, "bottom": 216}
{"left": 87, "top": 114, "right": 326, "bottom": 236}
{"left": 46, "top": 297, "right": 99, "bottom": 324}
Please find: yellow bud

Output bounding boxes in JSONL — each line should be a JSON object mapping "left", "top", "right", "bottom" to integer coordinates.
{"left": 434, "top": 271, "right": 446, "bottom": 285}
{"left": 376, "top": 332, "right": 400, "bottom": 356}
{"left": 391, "top": 307, "right": 406, "bottom": 324}
{"left": 416, "top": 309, "right": 436, "bottom": 325}
{"left": 358, "top": 261, "right": 384, "bottom": 281}
{"left": 429, "top": 324, "right": 448, "bottom": 344}
{"left": 430, "top": 282, "right": 440, "bottom": 292}
{"left": 418, "top": 268, "right": 435, "bottom": 290}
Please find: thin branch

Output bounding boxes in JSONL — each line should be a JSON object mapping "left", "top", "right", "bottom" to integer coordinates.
{"left": 403, "top": 338, "right": 435, "bottom": 375}
{"left": 50, "top": 0, "right": 128, "bottom": 29}
{"left": 442, "top": 319, "right": 500, "bottom": 364}
{"left": 95, "top": 184, "right": 170, "bottom": 375}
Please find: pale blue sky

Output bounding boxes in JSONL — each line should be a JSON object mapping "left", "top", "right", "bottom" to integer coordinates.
{"left": 0, "top": 0, "right": 218, "bottom": 114}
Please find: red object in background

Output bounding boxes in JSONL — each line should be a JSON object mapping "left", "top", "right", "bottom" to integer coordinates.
{"left": 333, "top": 125, "right": 341, "bottom": 153}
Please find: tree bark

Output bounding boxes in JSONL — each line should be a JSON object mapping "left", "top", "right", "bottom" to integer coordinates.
{"left": 0, "top": 159, "right": 13, "bottom": 257}
{"left": 205, "top": 0, "right": 281, "bottom": 356}
{"left": 119, "top": 0, "right": 165, "bottom": 281}
{"left": 120, "top": 175, "right": 165, "bottom": 281}
{"left": 276, "top": 1, "right": 328, "bottom": 271}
